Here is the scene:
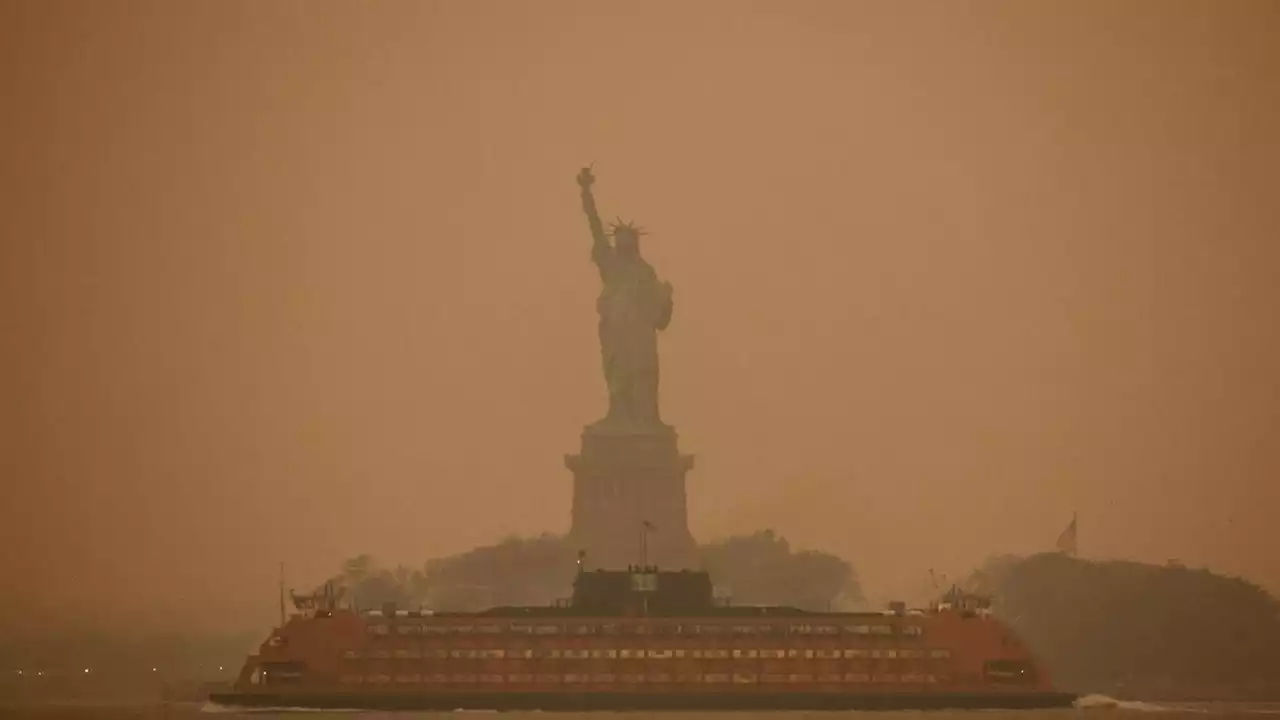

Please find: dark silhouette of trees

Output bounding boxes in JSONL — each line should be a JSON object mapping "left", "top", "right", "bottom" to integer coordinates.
{"left": 967, "top": 552, "right": 1280, "bottom": 699}
{"left": 324, "top": 530, "right": 861, "bottom": 613}
{"left": 699, "top": 530, "right": 863, "bottom": 610}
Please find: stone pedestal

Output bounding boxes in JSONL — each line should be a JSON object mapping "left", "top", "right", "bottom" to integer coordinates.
{"left": 565, "top": 423, "right": 698, "bottom": 570}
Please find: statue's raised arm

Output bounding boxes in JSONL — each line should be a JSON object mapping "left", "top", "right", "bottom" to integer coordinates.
{"left": 577, "top": 166, "right": 612, "bottom": 273}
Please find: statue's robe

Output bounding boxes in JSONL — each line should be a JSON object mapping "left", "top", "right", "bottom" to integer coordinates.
{"left": 593, "top": 245, "right": 671, "bottom": 430}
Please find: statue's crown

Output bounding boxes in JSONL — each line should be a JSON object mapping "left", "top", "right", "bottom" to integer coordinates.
{"left": 609, "top": 218, "right": 647, "bottom": 238}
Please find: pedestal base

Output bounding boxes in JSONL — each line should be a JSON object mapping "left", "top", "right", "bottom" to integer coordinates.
{"left": 565, "top": 424, "right": 697, "bottom": 570}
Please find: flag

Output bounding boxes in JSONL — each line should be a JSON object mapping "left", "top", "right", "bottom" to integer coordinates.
{"left": 1055, "top": 512, "right": 1078, "bottom": 556}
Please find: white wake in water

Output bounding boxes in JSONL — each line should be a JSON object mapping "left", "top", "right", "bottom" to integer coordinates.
{"left": 1074, "top": 694, "right": 1209, "bottom": 713}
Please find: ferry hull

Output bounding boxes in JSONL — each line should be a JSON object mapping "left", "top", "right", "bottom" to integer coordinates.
{"left": 210, "top": 690, "right": 1078, "bottom": 711}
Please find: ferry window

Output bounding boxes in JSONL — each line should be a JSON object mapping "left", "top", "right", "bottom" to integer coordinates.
{"left": 648, "top": 673, "right": 672, "bottom": 683}
{"left": 366, "top": 673, "right": 391, "bottom": 684}
{"left": 393, "top": 649, "right": 413, "bottom": 659}
{"left": 756, "top": 624, "right": 777, "bottom": 635}
{"left": 984, "top": 659, "right": 1035, "bottom": 683}
{"left": 626, "top": 624, "right": 650, "bottom": 635}
{"left": 534, "top": 624, "right": 561, "bottom": 635}
{"left": 630, "top": 573, "right": 659, "bottom": 592}
{"left": 476, "top": 624, "right": 502, "bottom": 634}
{"left": 899, "top": 649, "right": 924, "bottom": 659}
{"left": 902, "top": 625, "right": 924, "bottom": 637}
{"left": 844, "top": 673, "right": 870, "bottom": 683}
{"left": 423, "top": 625, "right": 449, "bottom": 635}
{"left": 507, "top": 673, "right": 533, "bottom": 683}
{"left": 367, "top": 624, "right": 389, "bottom": 636}
{"left": 569, "top": 624, "right": 593, "bottom": 635}
{"left": 591, "top": 673, "right": 616, "bottom": 683}
{"left": 341, "top": 649, "right": 361, "bottom": 659}
{"left": 509, "top": 624, "right": 533, "bottom": 634}
{"left": 698, "top": 624, "right": 725, "bottom": 635}
{"left": 844, "top": 624, "right": 870, "bottom": 635}
{"left": 650, "top": 624, "right": 676, "bottom": 636}
{"left": 394, "top": 673, "right": 421, "bottom": 684}
{"left": 261, "top": 662, "right": 305, "bottom": 685}
{"left": 396, "top": 624, "right": 417, "bottom": 635}
{"left": 732, "top": 625, "right": 757, "bottom": 635}
{"left": 732, "top": 649, "right": 758, "bottom": 659}
{"left": 871, "top": 624, "right": 893, "bottom": 635}
{"left": 929, "top": 649, "right": 952, "bottom": 659}
{"left": 814, "top": 625, "right": 839, "bottom": 635}
{"left": 372, "top": 649, "right": 391, "bottom": 659}
{"left": 453, "top": 625, "right": 474, "bottom": 634}
{"left": 789, "top": 624, "right": 811, "bottom": 635}
{"left": 843, "top": 649, "right": 868, "bottom": 658}
{"left": 599, "top": 623, "right": 620, "bottom": 635}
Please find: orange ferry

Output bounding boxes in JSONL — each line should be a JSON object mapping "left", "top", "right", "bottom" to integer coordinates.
{"left": 211, "top": 565, "right": 1075, "bottom": 710}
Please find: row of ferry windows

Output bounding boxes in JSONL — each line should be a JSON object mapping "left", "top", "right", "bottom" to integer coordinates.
{"left": 343, "top": 648, "right": 952, "bottom": 660}
{"left": 369, "top": 623, "right": 923, "bottom": 637}
{"left": 341, "top": 672, "right": 942, "bottom": 685}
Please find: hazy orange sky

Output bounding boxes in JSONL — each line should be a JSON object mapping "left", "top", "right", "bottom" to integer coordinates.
{"left": 2, "top": 0, "right": 1277, "bottom": 633}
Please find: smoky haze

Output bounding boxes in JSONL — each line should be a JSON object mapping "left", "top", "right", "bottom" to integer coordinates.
{"left": 1, "top": 0, "right": 1277, "bottom": 635}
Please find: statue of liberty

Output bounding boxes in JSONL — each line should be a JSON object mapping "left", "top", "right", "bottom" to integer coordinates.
{"left": 576, "top": 166, "right": 674, "bottom": 432}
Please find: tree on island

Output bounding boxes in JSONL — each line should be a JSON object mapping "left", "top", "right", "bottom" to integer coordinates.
{"left": 965, "top": 552, "right": 1280, "bottom": 699}
{"left": 699, "top": 530, "right": 864, "bottom": 610}
{"left": 323, "top": 530, "right": 862, "bottom": 613}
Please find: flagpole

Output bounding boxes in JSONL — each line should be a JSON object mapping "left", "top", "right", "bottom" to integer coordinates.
{"left": 278, "top": 561, "right": 286, "bottom": 628}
